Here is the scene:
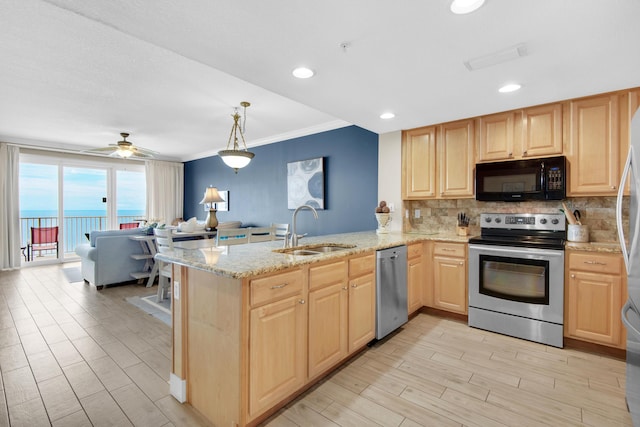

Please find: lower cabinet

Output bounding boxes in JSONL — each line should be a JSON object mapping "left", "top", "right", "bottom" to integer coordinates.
{"left": 432, "top": 242, "right": 468, "bottom": 315}
{"left": 248, "top": 269, "right": 307, "bottom": 419}
{"left": 248, "top": 252, "right": 375, "bottom": 421}
{"left": 407, "top": 242, "right": 424, "bottom": 315}
{"left": 348, "top": 269, "right": 376, "bottom": 352}
{"left": 565, "top": 251, "right": 626, "bottom": 349}
{"left": 308, "top": 261, "right": 349, "bottom": 379}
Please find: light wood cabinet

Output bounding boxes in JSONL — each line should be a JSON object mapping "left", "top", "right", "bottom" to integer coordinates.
{"left": 565, "top": 93, "right": 620, "bottom": 195}
{"left": 477, "top": 104, "right": 562, "bottom": 163}
{"left": 402, "top": 126, "right": 436, "bottom": 199}
{"left": 438, "top": 119, "right": 475, "bottom": 198}
{"left": 307, "top": 253, "right": 375, "bottom": 378}
{"left": 407, "top": 242, "right": 424, "bottom": 315}
{"left": 432, "top": 242, "right": 467, "bottom": 315}
{"left": 402, "top": 119, "right": 474, "bottom": 200}
{"left": 477, "top": 111, "right": 520, "bottom": 162}
{"left": 620, "top": 89, "right": 640, "bottom": 194}
{"left": 348, "top": 253, "right": 376, "bottom": 352}
{"left": 522, "top": 103, "right": 564, "bottom": 158}
{"left": 248, "top": 269, "right": 307, "bottom": 418}
{"left": 565, "top": 252, "right": 626, "bottom": 349}
{"left": 308, "top": 261, "right": 348, "bottom": 379}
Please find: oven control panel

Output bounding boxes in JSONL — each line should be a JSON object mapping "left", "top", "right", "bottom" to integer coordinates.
{"left": 480, "top": 213, "right": 566, "bottom": 231}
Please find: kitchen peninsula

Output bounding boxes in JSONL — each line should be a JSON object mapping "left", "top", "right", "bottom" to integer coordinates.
{"left": 155, "top": 230, "right": 466, "bottom": 427}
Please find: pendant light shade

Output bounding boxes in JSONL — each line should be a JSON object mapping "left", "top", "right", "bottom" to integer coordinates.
{"left": 218, "top": 101, "right": 255, "bottom": 173}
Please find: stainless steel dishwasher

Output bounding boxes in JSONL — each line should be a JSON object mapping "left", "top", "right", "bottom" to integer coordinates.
{"left": 376, "top": 245, "right": 408, "bottom": 340}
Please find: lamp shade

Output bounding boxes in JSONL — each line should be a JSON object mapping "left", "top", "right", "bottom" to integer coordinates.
{"left": 199, "top": 186, "right": 225, "bottom": 204}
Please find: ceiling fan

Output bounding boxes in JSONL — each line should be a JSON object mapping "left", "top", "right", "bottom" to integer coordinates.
{"left": 84, "top": 132, "right": 157, "bottom": 159}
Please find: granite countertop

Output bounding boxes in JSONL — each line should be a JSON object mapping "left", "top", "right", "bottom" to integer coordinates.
{"left": 155, "top": 230, "right": 470, "bottom": 279}
{"left": 565, "top": 241, "right": 622, "bottom": 253}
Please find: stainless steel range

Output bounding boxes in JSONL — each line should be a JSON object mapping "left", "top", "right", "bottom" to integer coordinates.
{"left": 468, "top": 213, "right": 566, "bottom": 348}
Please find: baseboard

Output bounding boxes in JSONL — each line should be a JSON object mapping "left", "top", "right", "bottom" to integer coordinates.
{"left": 170, "top": 373, "right": 187, "bottom": 403}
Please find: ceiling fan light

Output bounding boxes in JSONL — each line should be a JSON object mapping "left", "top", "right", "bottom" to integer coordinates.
{"left": 450, "top": 0, "right": 485, "bottom": 14}
{"left": 116, "top": 147, "right": 134, "bottom": 158}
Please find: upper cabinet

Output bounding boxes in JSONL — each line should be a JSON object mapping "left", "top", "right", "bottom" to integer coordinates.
{"left": 437, "top": 119, "right": 475, "bottom": 198}
{"left": 401, "top": 121, "right": 474, "bottom": 200}
{"left": 565, "top": 93, "right": 620, "bottom": 196}
{"left": 477, "top": 111, "right": 520, "bottom": 162}
{"left": 477, "top": 104, "right": 562, "bottom": 162}
{"left": 521, "top": 103, "right": 564, "bottom": 158}
{"left": 402, "top": 126, "right": 436, "bottom": 199}
{"left": 402, "top": 87, "right": 639, "bottom": 200}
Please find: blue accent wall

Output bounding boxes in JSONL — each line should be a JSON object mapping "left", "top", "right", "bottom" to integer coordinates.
{"left": 184, "top": 125, "right": 379, "bottom": 237}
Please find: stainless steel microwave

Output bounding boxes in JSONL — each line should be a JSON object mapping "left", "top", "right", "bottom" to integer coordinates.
{"left": 475, "top": 156, "right": 566, "bottom": 201}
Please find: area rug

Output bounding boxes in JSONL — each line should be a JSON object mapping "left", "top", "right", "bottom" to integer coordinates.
{"left": 126, "top": 294, "right": 171, "bottom": 327}
{"left": 62, "top": 267, "right": 84, "bottom": 283}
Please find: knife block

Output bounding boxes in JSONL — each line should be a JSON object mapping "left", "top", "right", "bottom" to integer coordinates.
{"left": 456, "top": 226, "right": 469, "bottom": 236}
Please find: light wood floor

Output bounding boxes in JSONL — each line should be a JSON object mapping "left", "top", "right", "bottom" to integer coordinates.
{"left": 0, "top": 264, "right": 633, "bottom": 426}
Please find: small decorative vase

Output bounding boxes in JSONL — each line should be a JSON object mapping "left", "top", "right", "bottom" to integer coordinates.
{"left": 375, "top": 213, "right": 391, "bottom": 234}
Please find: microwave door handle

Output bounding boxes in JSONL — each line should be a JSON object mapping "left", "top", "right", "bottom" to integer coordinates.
{"left": 540, "top": 161, "right": 546, "bottom": 193}
{"left": 622, "top": 299, "right": 640, "bottom": 340}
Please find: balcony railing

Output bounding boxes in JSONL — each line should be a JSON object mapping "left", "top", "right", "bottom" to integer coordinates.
{"left": 20, "top": 215, "right": 144, "bottom": 259}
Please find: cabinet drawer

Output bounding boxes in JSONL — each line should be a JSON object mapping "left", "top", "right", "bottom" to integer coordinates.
{"left": 309, "top": 260, "right": 347, "bottom": 291}
{"left": 569, "top": 253, "right": 622, "bottom": 275}
{"left": 250, "top": 269, "right": 304, "bottom": 307}
{"left": 407, "top": 243, "right": 423, "bottom": 259}
{"left": 433, "top": 242, "right": 465, "bottom": 258}
{"left": 349, "top": 253, "right": 375, "bottom": 278}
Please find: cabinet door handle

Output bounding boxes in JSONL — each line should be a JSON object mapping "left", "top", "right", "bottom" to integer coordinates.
{"left": 342, "top": 286, "right": 348, "bottom": 291}
{"left": 584, "top": 261, "right": 607, "bottom": 266}
{"left": 611, "top": 185, "right": 617, "bottom": 189}
{"left": 299, "top": 299, "right": 305, "bottom": 304}
{"left": 271, "top": 283, "right": 288, "bottom": 289}
{"left": 458, "top": 261, "right": 464, "bottom": 266}
{"left": 442, "top": 248, "right": 455, "bottom": 252}
{"left": 571, "top": 274, "right": 575, "bottom": 278}
{"left": 351, "top": 283, "right": 358, "bottom": 288}
{"left": 523, "top": 150, "right": 528, "bottom": 156}
{"left": 508, "top": 152, "right": 513, "bottom": 157}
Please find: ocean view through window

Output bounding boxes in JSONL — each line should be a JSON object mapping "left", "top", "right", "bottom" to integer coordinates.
{"left": 19, "top": 154, "right": 146, "bottom": 261}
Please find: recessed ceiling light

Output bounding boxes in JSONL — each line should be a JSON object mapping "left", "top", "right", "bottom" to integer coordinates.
{"left": 450, "top": 0, "right": 485, "bottom": 14}
{"left": 499, "top": 83, "right": 522, "bottom": 93}
{"left": 380, "top": 112, "right": 395, "bottom": 120}
{"left": 292, "top": 67, "right": 315, "bottom": 79}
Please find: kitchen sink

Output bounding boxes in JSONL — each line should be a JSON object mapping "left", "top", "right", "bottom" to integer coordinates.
{"left": 274, "top": 243, "right": 356, "bottom": 256}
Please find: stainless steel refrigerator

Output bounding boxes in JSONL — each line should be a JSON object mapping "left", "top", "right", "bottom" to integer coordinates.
{"left": 618, "top": 109, "right": 640, "bottom": 426}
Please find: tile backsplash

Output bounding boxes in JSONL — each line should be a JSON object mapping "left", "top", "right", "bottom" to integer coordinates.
{"left": 403, "top": 196, "right": 629, "bottom": 243}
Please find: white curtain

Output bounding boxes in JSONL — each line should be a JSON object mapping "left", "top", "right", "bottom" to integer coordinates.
{"left": 0, "top": 143, "right": 21, "bottom": 270}
{"left": 145, "top": 160, "right": 184, "bottom": 225}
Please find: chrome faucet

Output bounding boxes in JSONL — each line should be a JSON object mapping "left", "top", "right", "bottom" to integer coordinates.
{"left": 290, "top": 204, "right": 318, "bottom": 247}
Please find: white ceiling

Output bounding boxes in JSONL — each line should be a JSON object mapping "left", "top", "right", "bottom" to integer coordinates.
{"left": 2, "top": 0, "right": 640, "bottom": 162}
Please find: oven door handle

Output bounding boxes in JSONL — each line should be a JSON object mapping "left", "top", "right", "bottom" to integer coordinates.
{"left": 469, "top": 244, "right": 563, "bottom": 259}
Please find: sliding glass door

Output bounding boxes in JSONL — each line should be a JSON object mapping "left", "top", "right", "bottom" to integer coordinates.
{"left": 63, "top": 166, "right": 108, "bottom": 258}
{"left": 19, "top": 153, "right": 146, "bottom": 264}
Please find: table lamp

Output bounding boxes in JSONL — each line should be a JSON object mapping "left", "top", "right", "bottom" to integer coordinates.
{"left": 199, "top": 186, "right": 225, "bottom": 231}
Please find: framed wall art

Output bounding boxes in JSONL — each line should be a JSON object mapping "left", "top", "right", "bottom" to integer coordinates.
{"left": 216, "top": 190, "right": 229, "bottom": 211}
{"left": 287, "top": 157, "right": 324, "bottom": 209}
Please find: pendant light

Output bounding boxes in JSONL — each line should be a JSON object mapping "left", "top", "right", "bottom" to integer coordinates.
{"left": 218, "top": 101, "right": 255, "bottom": 173}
